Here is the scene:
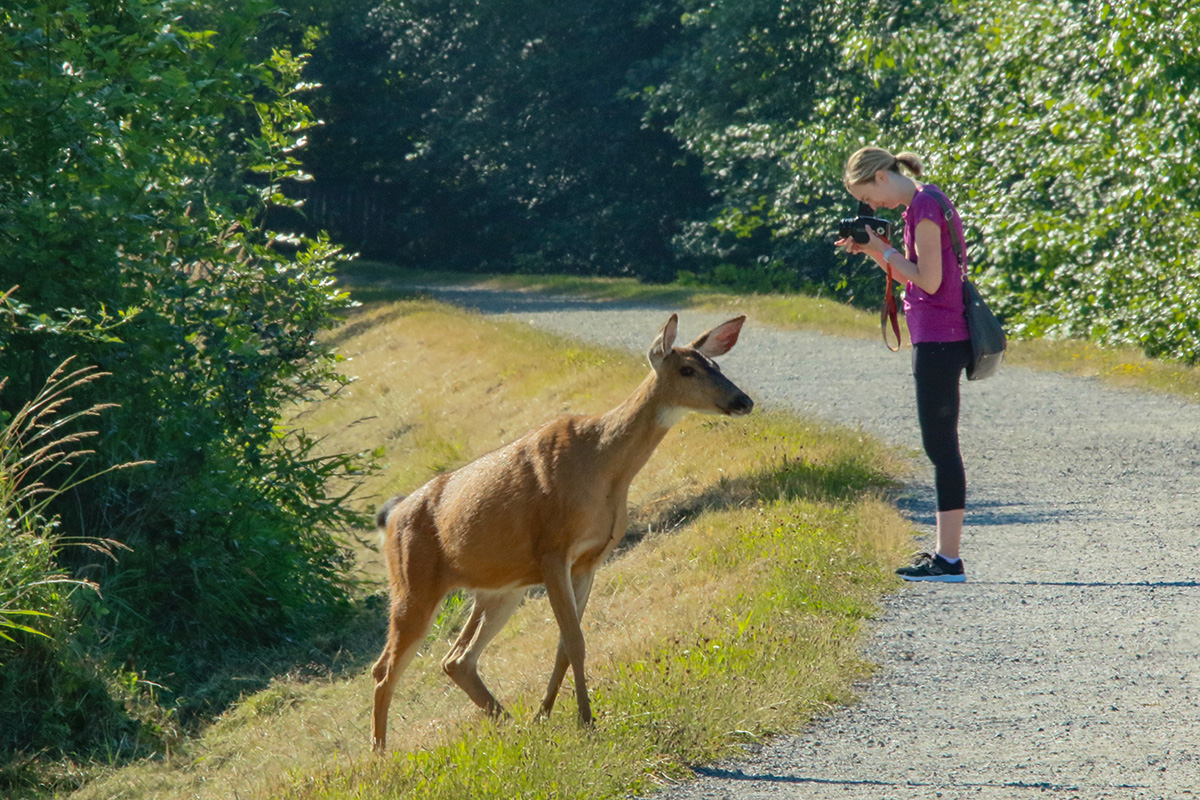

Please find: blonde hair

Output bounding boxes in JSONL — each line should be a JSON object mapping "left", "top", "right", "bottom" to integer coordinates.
{"left": 843, "top": 147, "right": 924, "bottom": 186}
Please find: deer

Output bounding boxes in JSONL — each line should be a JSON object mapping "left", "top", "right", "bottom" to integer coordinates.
{"left": 370, "top": 313, "right": 753, "bottom": 751}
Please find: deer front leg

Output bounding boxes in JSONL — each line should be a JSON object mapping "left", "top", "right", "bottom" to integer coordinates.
{"left": 442, "top": 588, "right": 524, "bottom": 717}
{"left": 540, "top": 555, "right": 593, "bottom": 726}
{"left": 539, "top": 570, "right": 596, "bottom": 719}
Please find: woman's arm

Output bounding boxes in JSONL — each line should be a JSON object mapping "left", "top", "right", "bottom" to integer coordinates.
{"left": 858, "top": 219, "right": 944, "bottom": 294}
{"left": 908, "top": 219, "right": 944, "bottom": 294}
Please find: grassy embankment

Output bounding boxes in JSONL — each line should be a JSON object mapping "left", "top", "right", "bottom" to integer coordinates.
{"left": 69, "top": 277, "right": 913, "bottom": 800}
{"left": 366, "top": 264, "right": 1199, "bottom": 403}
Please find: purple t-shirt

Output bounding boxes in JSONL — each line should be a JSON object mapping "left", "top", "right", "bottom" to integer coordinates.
{"left": 902, "top": 185, "right": 970, "bottom": 344}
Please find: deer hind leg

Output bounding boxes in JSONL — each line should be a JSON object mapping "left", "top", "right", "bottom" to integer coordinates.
{"left": 371, "top": 589, "right": 442, "bottom": 752}
{"left": 539, "top": 570, "right": 596, "bottom": 719}
{"left": 540, "top": 557, "right": 594, "bottom": 725}
{"left": 440, "top": 588, "right": 524, "bottom": 717}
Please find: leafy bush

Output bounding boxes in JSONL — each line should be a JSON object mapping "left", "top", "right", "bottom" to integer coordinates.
{"left": 0, "top": 0, "right": 375, "bottom": 756}
{"left": 892, "top": 0, "right": 1200, "bottom": 361}
{"left": 643, "top": 0, "right": 895, "bottom": 294}
{"left": 639, "top": 0, "right": 1199, "bottom": 359}
{"left": 275, "top": 0, "right": 710, "bottom": 279}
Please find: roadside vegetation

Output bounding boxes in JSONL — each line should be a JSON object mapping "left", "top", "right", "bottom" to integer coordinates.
{"left": 65, "top": 291, "right": 911, "bottom": 800}
{"left": 289, "top": 0, "right": 1199, "bottom": 364}
{"left": 2, "top": 3, "right": 367, "bottom": 794}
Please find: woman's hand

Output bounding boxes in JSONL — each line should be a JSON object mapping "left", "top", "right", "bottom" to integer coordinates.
{"left": 834, "top": 235, "right": 867, "bottom": 255}
{"left": 861, "top": 226, "right": 889, "bottom": 256}
{"left": 835, "top": 226, "right": 889, "bottom": 260}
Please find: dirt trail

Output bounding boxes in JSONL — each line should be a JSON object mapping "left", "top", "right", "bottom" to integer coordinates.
{"left": 427, "top": 286, "right": 1200, "bottom": 799}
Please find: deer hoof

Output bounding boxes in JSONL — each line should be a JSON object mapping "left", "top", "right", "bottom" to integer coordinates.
{"left": 486, "top": 703, "right": 512, "bottom": 721}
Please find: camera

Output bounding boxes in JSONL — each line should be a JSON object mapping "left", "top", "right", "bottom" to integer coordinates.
{"left": 838, "top": 202, "right": 892, "bottom": 244}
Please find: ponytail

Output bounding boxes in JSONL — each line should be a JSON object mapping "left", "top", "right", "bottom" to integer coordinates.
{"left": 894, "top": 151, "right": 924, "bottom": 178}
{"left": 844, "top": 146, "right": 925, "bottom": 185}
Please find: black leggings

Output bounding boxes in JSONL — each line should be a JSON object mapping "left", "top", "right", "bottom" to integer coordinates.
{"left": 912, "top": 341, "right": 972, "bottom": 512}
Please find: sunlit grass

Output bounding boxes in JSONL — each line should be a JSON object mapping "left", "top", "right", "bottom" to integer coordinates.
{"left": 257, "top": 412, "right": 908, "bottom": 800}
{"left": 1001, "top": 337, "right": 1200, "bottom": 402}
{"left": 340, "top": 262, "right": 1200, "bottom": 404}
{"left": 68, "top": 295, "right": 911, "bottom": 800}
{"left": 479, "top": 270, "right": 1200, "bottom": 403}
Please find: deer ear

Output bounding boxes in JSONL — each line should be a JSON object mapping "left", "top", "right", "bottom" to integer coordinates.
{"left": 689, "top": 315, "right": 745, "bottom": 358}
{"left": 647, "top": 313, "right": 678, "bottom": 369}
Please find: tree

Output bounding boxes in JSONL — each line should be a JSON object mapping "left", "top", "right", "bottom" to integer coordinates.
{"left": 641, "top": 0, "right": 916, "bottom": 297}
{"left": 0, "top": 0, "right": 371, "bottom": 749}
{"left": 891, "top": 0, "right": 1200, "bottom": 360}
{"left": 289, "top": 0, "right": 709, "bottom": 279}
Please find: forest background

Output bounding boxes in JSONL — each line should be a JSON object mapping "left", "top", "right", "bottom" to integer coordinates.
{"left": 0, "top": 0, "right": 1196, "bottom": 791}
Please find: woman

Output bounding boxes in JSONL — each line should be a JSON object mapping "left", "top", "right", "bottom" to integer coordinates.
{"left": 836, "top": 146, "right": 970, "bottom": 583}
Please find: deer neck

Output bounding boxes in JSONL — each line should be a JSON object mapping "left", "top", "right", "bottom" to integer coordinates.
{"left": 595, "top": 370, "right": 675, "bottom": 487}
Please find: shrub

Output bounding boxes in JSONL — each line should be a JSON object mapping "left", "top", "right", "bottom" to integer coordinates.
{"left": 0, "top": 361, "right": 140, "bottom": 775}
{"left": 0, "top": 0, "right": 375, "bottom": 753}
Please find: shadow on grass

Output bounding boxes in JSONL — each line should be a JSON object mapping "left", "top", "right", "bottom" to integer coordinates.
{"left": 325, "top": 304, "right": 418, "bottom": 347}
{"left": 334, "top": 260, "right": 447, "bottom": 306}
{"left": 0, "top": 591, "right": 391, "bottom": 798}
{"left": 335, "top": 262, "right": 708, "bottom": 316}
{"left": 343, "top": 285, "right": 432, "bottom": 305}
{"left": 622, "top": 452, "right": 898, "bottom": 552}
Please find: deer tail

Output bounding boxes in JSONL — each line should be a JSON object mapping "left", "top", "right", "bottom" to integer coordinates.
{"left": 376, "top": 495, "right": 405, "bottom": 530}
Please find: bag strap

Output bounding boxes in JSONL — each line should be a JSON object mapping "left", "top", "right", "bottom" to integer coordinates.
{"left": 925, "top": 188, "right": 967, "bottom": 280}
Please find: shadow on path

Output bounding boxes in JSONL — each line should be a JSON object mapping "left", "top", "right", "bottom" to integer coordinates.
{"left": 977, "top": 579, "right": 1200, "bottom": 588}
{"left": 894, "top": 495, "right": 1092, "bottom": 528}
{"left": 689, "top": 765, "right": 1147, "bottom": 794}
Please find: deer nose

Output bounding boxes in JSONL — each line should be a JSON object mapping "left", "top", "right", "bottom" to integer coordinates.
{"left": 725, "top": 393, "right": 754, "bottom": 416}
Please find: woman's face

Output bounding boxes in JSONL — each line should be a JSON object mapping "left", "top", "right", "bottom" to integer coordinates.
{"left": 847, "top": 170, "right": 900, "bottom": 210}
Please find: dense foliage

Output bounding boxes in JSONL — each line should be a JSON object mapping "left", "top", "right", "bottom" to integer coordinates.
{"left": 0, "top": 355, "right": 134, "bottom": 765}
{"left": 639, "top": 0, "right": 909, "bottom": 296}
{"left": 892, "top": 0, "right": 1200, "bottom": 361}
{"left": 0, "top": 0, "right": 371, "bottom": 770}
{"left": 285, "top": 0, "right": 710, "bottom": 279}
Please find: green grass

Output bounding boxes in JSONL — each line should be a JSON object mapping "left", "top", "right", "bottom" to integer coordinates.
{"left": 256, "top": 416, "right": 905, "bottom": 800}
{"left": 1001, "top": 337, "right": 1200, "bottom": 403}
{"left": 264, "top": 502, "right": 896, "bottom": 800}
{"left": 65, "top": 293, "right": 911, "bottom": 800}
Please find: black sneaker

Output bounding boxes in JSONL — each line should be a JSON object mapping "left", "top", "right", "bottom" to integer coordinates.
{"left": 896, "top": 552, "right": 966, "bottom": 583}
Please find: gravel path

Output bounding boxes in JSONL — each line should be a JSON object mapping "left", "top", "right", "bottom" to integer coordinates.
{"left": 422, "top": 285, "right": 1200, "bottom": 799}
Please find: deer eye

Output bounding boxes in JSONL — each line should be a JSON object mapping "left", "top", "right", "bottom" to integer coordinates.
{"left": 680, "top": 365, "right": 696, "bottom": 378}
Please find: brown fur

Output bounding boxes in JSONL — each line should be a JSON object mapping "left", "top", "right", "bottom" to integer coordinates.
{"left": 370, "top": 314, "right": 753, "bottom": 750}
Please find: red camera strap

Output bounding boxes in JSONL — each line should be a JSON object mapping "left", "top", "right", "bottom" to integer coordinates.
{"left": 880, "top": 245, "right": 902, "bottom": 352}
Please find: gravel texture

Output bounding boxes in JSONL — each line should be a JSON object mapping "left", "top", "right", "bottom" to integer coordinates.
{"left": 422, "top": 285, "right": 1200, "bottom": 799}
